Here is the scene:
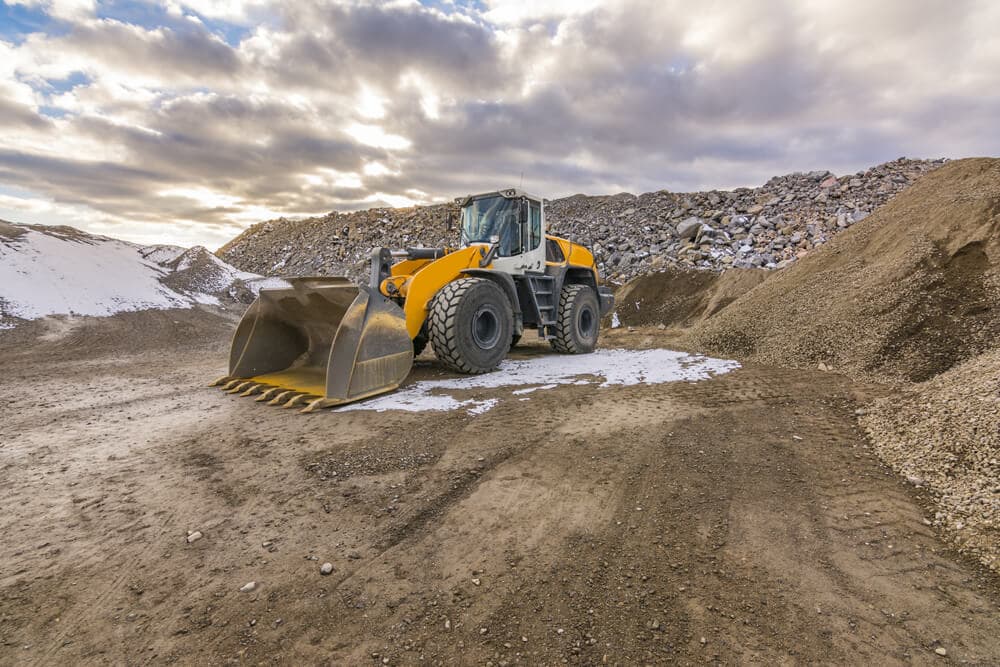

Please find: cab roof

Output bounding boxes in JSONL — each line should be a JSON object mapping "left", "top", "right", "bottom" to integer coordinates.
{"left": 455, "top": 188, "right": 543, "bottom": 207}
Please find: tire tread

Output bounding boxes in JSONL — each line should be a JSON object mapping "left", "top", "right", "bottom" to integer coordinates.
{"left": 551, "top": 283, "right": 596, "bottom": 354}
{"left": 428, "top": 278, "right": 504, "bottom": 374}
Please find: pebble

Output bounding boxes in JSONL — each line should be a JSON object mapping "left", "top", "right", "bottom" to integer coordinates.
{"left": 320, "top": 562, "right": 334, "bottom": 575}
{"left": 186, "top": 531, "right": 202, "bottom": 543}
{"left": 935, "top": 647, "right": 947, "bottom": 656}
{"left": 240, "top": 581, "right": 257, "bottom": 593}
{"left": 471, "top": 577, "right": 481, "bottom": 586}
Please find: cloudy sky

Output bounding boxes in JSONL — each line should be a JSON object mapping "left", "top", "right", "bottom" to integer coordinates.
{"left": 1, "top": 0, "right": 997, "bottom": 249}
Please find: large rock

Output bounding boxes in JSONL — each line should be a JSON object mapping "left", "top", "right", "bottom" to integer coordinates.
{"left": 676, "top": 217, "right": 703, "bottom": 240}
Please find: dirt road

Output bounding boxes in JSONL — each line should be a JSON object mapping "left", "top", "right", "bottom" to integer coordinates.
{"left": 1, "top": 312, "right": 998, "bottom": 665}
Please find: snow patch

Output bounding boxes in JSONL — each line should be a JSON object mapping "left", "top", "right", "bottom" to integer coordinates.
{"left": 467, "top": 398, "right": 499, "bottom": 415}
{"left": 342, "top": 348, "right": 739, "bottom": 413}
{"left": 0, "top": 228, "right": 193, "bottom": 319}
{"left": 611, "top": 312, "right": 621, "bottom": 328}
{"left": 140, "top": 244, "right": 187, "bottom": 266}
{"left": 511, "top": 383, "right": 558, "bottom": 395}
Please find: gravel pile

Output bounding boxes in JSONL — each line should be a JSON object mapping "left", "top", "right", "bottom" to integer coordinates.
{"left": 217, "top": 158, "right": 944, "bottom": 284}
{"left": 861, "top": 349, "right": 1000, "bottom": 573}
{"left": 685, "top": 158, "right": 1000, "bottom": 383}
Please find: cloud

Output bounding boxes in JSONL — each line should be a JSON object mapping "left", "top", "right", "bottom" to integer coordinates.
{"left": 0, "top": 0, "right": 998, "bottom": 248}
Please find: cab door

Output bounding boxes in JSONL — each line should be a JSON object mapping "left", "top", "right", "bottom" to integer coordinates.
{"left": 490, "top": 197, "right": 547, "bottom": 275}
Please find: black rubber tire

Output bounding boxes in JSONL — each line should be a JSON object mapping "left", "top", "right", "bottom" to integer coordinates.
{"left": 510, "top": 333, "right": 521, "bottom": 349}
{"left": 551, "top": 284, "right": 600, "bottom": 354}
{"left": 429, "top": 278, "right": 513, "bottom": 373}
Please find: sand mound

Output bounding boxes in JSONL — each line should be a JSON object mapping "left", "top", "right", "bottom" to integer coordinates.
{"left": 685, "top": 158, "right": 1000, "bottom": 383}
{"left": 613, "top": 268, "right": 768, "bottom": 328}
{"left": 861, "top": 349, "right": 1000, "bottom": 572}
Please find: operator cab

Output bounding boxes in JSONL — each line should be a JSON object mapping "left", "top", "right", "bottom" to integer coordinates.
{"left": 457, "top": 188, "right": 546, "bottom": 275}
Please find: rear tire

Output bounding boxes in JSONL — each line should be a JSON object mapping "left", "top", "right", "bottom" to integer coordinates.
{"left": 429, "top": 278, "right": 513, "bottom": 373}
{"left": 551, "top": 284, "right": 600, "bottom": 354}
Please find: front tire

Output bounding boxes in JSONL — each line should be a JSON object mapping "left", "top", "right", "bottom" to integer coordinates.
{"left": 551, "top": 284, "right": 600, "bottom": 354}
{"left": 429, "top": 278, "right": 513, "bottom": 373}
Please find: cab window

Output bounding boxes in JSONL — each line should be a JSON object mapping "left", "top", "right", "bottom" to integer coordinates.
{"left": 529, "top": 202, "right": 542, "bottom": 251}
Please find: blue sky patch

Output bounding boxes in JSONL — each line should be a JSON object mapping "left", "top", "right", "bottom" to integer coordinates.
{"left": 0, "top": 1, "right": 71, "bottom": 43}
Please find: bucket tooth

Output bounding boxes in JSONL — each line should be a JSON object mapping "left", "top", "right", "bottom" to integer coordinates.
{"left": 239, "top": 384, "right": 264, "bottom": 397}
{"left": 209, "top": 375, "right": 233, "bottom": 387}
{"left": 267, "top": 390, "right": 295, "bottom": 406}
{"left": 256, "top": 387, "right": 282, "bottom": 402}
{"left": 283, "top": 393, "right": 316, "bottom": 409}
{"left": 226, "top": 381, "right": 253, "bottom": 394}
{"left": 300, "top": 397, "right": 333, "bottom": 414}
{"left": 221, "top": 379, "right": 244, "bottom": 391}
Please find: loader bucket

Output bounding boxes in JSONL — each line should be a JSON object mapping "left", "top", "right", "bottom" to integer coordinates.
{"left": 211, "top": 278, "right": 413, "bottom": 412}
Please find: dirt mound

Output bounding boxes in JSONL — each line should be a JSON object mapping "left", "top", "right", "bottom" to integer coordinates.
{"left": 862, "top": 348, "right": 1000, "bottom": 573}
{"left": 613, "top": 267, "right": 769, "bottom": 328}
{"left": 685, "top": 158, "right": 1000, "bottom": 383}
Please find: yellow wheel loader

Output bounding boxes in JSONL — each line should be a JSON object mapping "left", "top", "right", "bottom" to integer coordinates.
{"left": 211, "top": 189, "right": 615, "bottom": 412}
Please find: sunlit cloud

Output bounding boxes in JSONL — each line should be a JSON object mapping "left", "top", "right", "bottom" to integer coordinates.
{"left": 344, "top": 123, "right": 412, "bottom": 150}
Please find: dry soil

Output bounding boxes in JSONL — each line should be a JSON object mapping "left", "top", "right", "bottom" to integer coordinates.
{"left": 1, "top": 314, "right": 998, "bottom": 665}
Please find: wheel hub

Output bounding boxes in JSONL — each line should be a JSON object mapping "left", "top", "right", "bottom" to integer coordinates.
{"left": 579, "top": 306, "right": 595, "bottom": 336}
{"left": 472, "top": 305, "right": 502, "bottom": 349}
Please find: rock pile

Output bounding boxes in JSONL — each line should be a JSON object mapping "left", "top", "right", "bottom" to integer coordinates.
{"left": 218, "top": 204, "right": 458, "bottom": 284}
{"left": 217, "top": 158, "right": 945, "bottom": 283}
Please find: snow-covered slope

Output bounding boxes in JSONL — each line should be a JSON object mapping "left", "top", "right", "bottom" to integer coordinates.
{"left": 0, "top": 221, "right": 286, "bottom": 328}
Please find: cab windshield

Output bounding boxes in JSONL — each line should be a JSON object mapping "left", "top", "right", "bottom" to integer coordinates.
{"left": 460, "top": 195, "right": 520, "bottom": 256}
